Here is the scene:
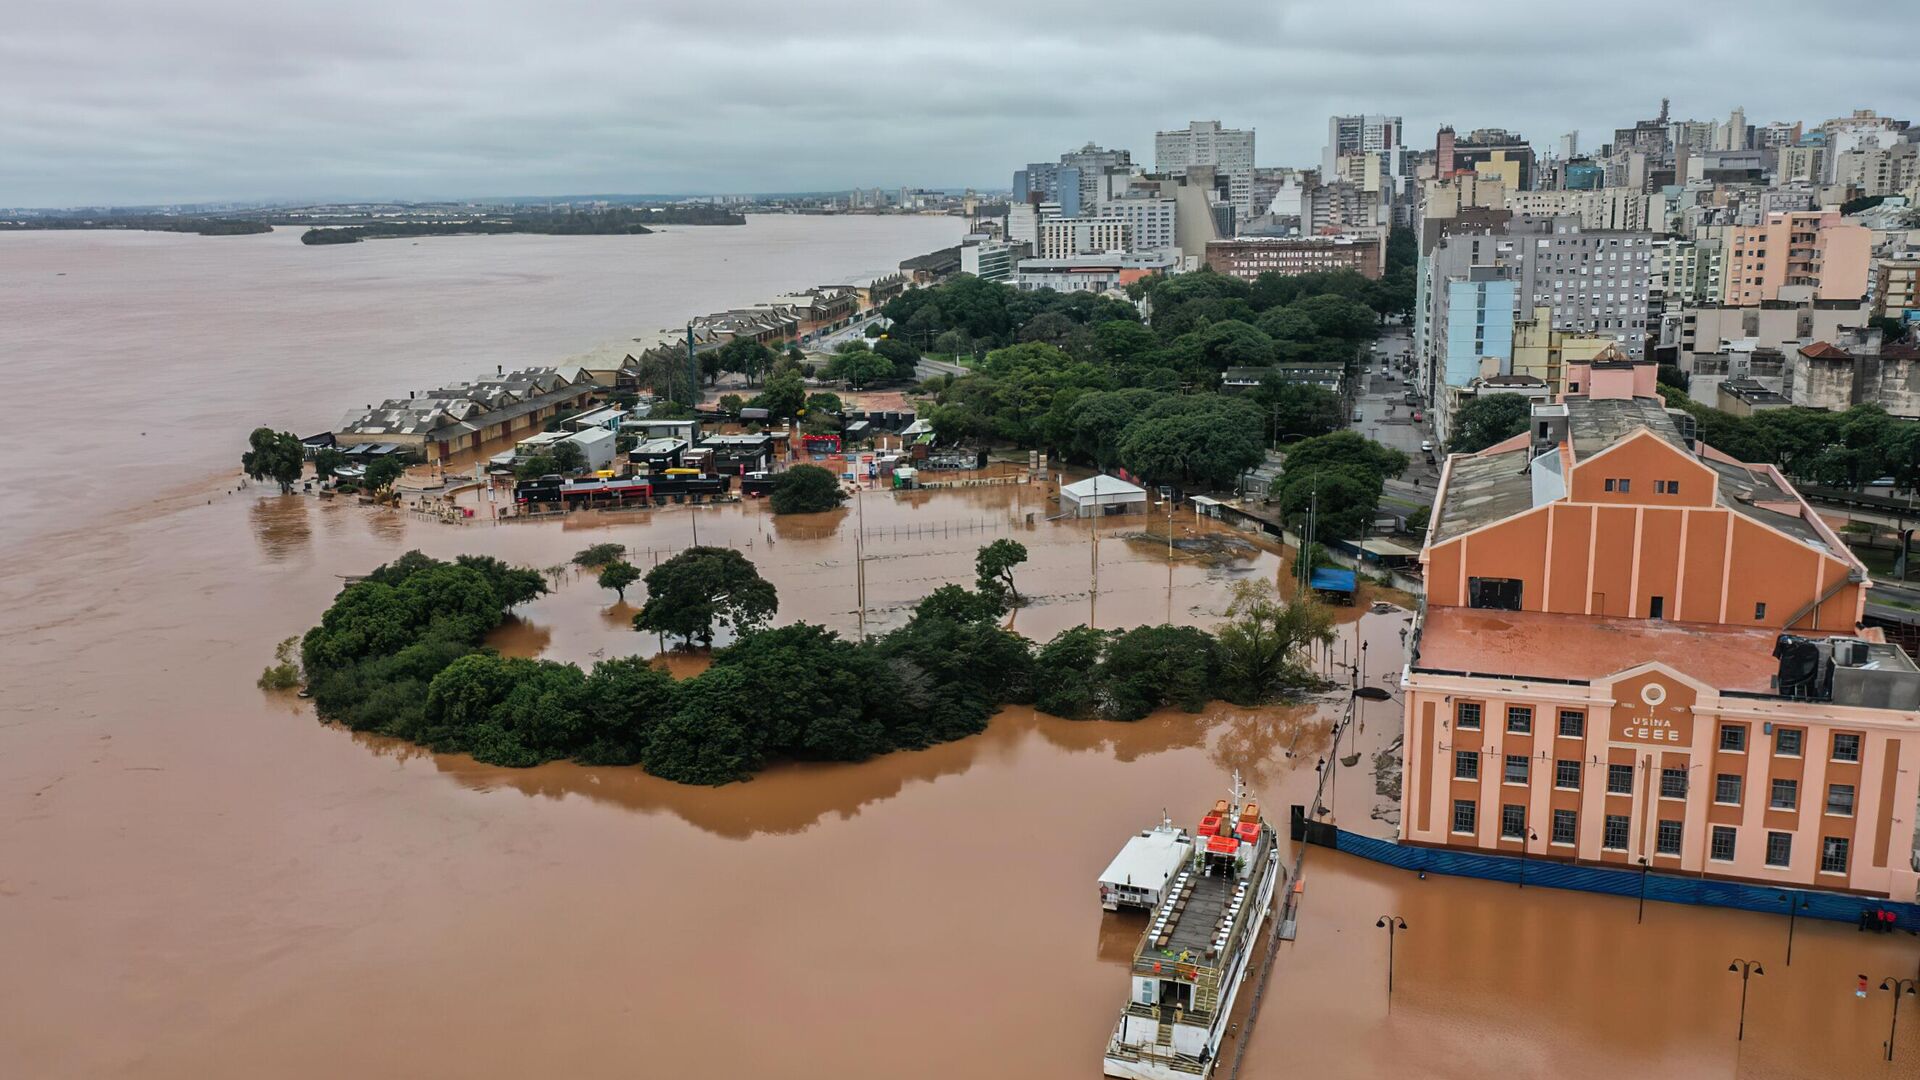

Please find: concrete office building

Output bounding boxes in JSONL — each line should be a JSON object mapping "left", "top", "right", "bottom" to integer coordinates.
{"left": 1010, "top": 252, "right": 1177, "bottom": 294}
{"left": 1325, "top": 114, "right": 1403, "bottom": 176}
{"left": 1036, "top": 218, "right": 1132, "bottom": 259}
{"left": 960, "top": 238, "right": 1024, "bottom": 283}
{"left": 1403, "top": 360, "right": 1920, "bottom": 902}
{"left": 1505, "top": 188, "right": 1664, "bottom": 232}
{"left": 1094, "top": 194, "right": 1178, "bottom": 256}
{"left": 1438, "top": 127, "right": 1537, "bottom": 190}
{"left": 1204, "top": 234, "right": 1384, "bottom": 282}
{"left": 1155, "top": 120, "right": 1256, "bottom": 217}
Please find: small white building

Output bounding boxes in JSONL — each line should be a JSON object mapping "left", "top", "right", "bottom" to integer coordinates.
{"left": 1060, "top": 474, "right": 1147, "bottom": 517}
{"left": 565, "top": 426, "right": 616, "bottom": 471}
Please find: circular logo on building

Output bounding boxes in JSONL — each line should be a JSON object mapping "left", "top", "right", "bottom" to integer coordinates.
{"left": 1640, "top": 683, "right": 1668, "bottom": 707}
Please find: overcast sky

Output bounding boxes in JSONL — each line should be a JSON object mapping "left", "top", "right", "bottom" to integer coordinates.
{"left": 4, "top": 0, "right": 1915, "bottom": 207}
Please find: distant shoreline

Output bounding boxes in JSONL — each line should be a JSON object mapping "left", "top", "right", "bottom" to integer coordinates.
{"left": 0, "top": 216, "right": 272, "bottom": 237}
{"left": 299, "top": 206, "right": 747, "bottom": 244}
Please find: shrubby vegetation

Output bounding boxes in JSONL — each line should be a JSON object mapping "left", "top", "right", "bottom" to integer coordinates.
{"left": 293, "top": 546, "right": 1336, "bottom": 785}
{"left": 1447, "top": 394, "right": 1534, "bottom": 454}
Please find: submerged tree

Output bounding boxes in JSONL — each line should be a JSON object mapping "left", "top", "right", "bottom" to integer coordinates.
{"left": 242, "top": 427, "right": 305, "bottom": 493}
{"left": 597, "top": 560, "right": 641, "bottom": 601}
{"left": 975, "top": 538, "right": 1029, "bottom": 605}
{"left": 1213, "top": 580, "right": 1335, "bottom": 705}
{"left": 633, "top": 546, "right": 777, "bottom": 646}
{"left": 769, "top": 464, "right": 845, "bottom": 514}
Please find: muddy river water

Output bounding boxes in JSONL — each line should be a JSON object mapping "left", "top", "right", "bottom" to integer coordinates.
{"left": 2, "top": 225, "right": 1917, "bottom": 1079}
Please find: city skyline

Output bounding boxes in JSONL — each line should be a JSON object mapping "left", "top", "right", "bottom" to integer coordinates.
{"left": 5, "top": 0, "right": 1918, "bottom": 207}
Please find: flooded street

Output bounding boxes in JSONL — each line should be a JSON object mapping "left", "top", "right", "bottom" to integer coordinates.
{"left": 1, "top": 225, "right": 1915, "bottom": 1079}
{"left": 4, "top": 484, "right": 1916, "bottom": 1079}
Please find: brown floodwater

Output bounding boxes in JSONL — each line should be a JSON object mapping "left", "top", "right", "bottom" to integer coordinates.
{"left": 4, "top": 485, "right": 1915, "bottom": 1079}
{"left": 3, "top": 227, "right": 1917, "bottom": 1078}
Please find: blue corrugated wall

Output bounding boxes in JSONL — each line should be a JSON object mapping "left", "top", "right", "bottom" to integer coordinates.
{"left": 1327, "top": 829, "right": 1920, "bottom": 928}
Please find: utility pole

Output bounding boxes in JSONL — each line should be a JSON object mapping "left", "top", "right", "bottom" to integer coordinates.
{"left": 854, "top": 485, "right": 867, "bottom": 640}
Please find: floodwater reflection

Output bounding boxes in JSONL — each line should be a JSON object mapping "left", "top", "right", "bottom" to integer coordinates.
{"left": 248, "top": 495, "right": 310, "bottom": 560}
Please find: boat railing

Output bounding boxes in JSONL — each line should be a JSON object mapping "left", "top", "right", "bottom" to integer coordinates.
{"left": 1106, "top": 1035, "right": 1209, "bottom": 1076}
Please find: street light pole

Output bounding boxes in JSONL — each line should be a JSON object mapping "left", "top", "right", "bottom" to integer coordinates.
{"left": 1518, "top": 826, "right": 1539, "bottom": 889}
{"left": 1727, "top": 959, "right": 1764, "bottom": 1041}
{"left": 1637, "top": 856, "right": 1650, "bottom": 924}
{"left": 1876, "top": 977, "right": 1919, "bottom": 1062}
{"left": 1778, "top": 892, "right": 1809, "bottom": 966}
{"left": 1375, "top": 916, "right": 1408, "bottom": 1003}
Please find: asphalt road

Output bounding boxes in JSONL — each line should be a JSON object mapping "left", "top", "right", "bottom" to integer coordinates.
{"left": 1355, "top": 326, "right": 1441, "bottom": 491}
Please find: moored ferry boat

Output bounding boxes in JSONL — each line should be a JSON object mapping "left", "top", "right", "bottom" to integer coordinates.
{"left": 1098, "top": 815, "right": 1193, "bottom": 912}
{"left": 1102, "top": 773, "right": 1280, "bottom": 1079}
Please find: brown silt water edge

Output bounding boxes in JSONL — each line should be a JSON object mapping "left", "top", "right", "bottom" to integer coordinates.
{"left": 2, "top": 228, "right": 1916, "bottom": 1079}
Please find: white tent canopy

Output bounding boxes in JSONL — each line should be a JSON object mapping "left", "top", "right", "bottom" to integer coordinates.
{"left": 1061, "top": 474, "right": 1147, "bottom": 517}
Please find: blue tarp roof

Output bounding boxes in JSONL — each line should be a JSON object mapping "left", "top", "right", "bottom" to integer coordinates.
{"left": 1309, "top": 568, "right": 1357, "bottom": 593}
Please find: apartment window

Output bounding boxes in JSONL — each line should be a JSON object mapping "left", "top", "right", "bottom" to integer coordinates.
{"left": 1656, "top": 819, "right": 1683, "bottom": 856}
{"left": 1501, "top": 804, "right": 1526, "bottom": 840}
{"left": 1831, "top": 733, "right": 1861, "bottom": 763}
{"left": 1558, "top": 710, "right": 1586, "bottom": 739}
{"left": 1826, "top": 783, "right": 1855, "bottom": 817}
{"left": 1551, "top": 808, "right": 1577, "bottom": 845}
{"left": 1820, "top": 836, "right": 1850, "bottom": 875}
{"left": 1775, "top": 728, "right": 1803, "bottom": 756}
{"left": 1754, "top": 603, "right": 1767, "bottom": 620}
{"left": 1766, "top": 832, "right": 1793, "bottom": 867}
{"left": 1454, "top": 750, "right": 1479, "bottom": 780}
{"left": 1607, "top": 763, "right": 1634, "bottom": 795}
{"left": 1617, "top": 479, "right": 1631, "bottom": 494}
{"left": 1452, "top": 799, "right": 1477, "bottom": 834}
{"left": 1455, "top": 702, "right": 1482, "bottom": 730}
{"left": 1715, "top": 773, "right": 1743, "bottom": 805}
{"left": 1504, "top": 755, "right": 1530, "bottom": 785}
{"left": 1710, "top": 826, "right": 1737, "bottom": 862}
{"left": 1506, "top": 706, "right": 1533, "bottom": 734}
{"left": 1602, "top": 814, "right": 1631, "bottom": 851}
{"left": 1770, "top": 778, "right": 1798, "bottom": 810}
{"left": 1548, "top": 760, "right": 1579, "bottom": 791}
{"left": 1604, "top": 478, "right": 1616, "bottom": 492}
{"left": 1660, "top": 768, "right": 1688, "bottom": 800}
{"left": 1719, "top": 724, "right": 1747, "bottom": 752}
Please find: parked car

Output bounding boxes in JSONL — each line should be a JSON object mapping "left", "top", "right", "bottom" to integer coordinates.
{"left": 1421, "top": 440, "right": 1434, "bottom": 452}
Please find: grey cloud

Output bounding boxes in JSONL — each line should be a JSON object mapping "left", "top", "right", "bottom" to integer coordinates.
{"left": 1, "top": 0, "right": 1914, "bottom": 205}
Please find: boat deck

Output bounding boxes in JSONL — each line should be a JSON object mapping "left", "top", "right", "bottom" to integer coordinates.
{"left": 1136, "top": 837, "right": 1268, "bottom": 974}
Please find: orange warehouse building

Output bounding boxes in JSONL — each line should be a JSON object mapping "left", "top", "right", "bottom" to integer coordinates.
{"left": 1400, "top": 348, "right": 1920, "bottom": 902}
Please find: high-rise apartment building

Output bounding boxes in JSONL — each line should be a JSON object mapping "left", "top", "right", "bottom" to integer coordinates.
{"left": 1721, "top": 211, "right": 1872, "bottom": 306}
{"left": 1155, "top": 120, "right": 1255, "bottom": 217}
{"left": 1323, "top": 114, "right": 1403, "bottom": 177}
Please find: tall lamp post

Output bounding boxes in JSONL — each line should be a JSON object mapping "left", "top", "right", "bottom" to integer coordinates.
{"left": 1517, "top": 827, "right": 1539, "bottom": 889}
{"left": 1777, "top": 892, "right": 1810, "bottom": 966}
{"left": 1727, "top": 959, "right": 1765, "bottom": 1041}
{"left": 1375, "top": 916, "right": 1408, "bottom": 1003}
{"left": 1873, "top": 977, "right": 1918, "bottom": 1062}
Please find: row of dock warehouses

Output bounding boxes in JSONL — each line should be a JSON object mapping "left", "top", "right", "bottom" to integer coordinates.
{"left": 314, "top": 275, "right": 909, "bottom": 468}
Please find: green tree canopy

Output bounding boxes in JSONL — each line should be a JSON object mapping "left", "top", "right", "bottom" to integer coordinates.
{"left": 633, "top": 546, "right": 778, "bottom": 646}
{"left": 1213, "top": 580, "right": 1335, "bottom": 704}
{"left": 597, "top": 560, "right": 641, "bottom": 600}
{"left": 975, "top": 538, "right": 1029, "bottom": 605}
{"left": 1447, "top": 393, "right": 1534, "bottom": 454}
{"left": 363, "top": 456, "right": 407, "bottom": 494}
{"left": 1253, "top": 380, "right": 1344, "bottom": 442}
{"left": 242, "top": 427, "right": 305, "bottom": 492}
{"left": 769, "top": 464, "right": 846, "bottom": 514}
